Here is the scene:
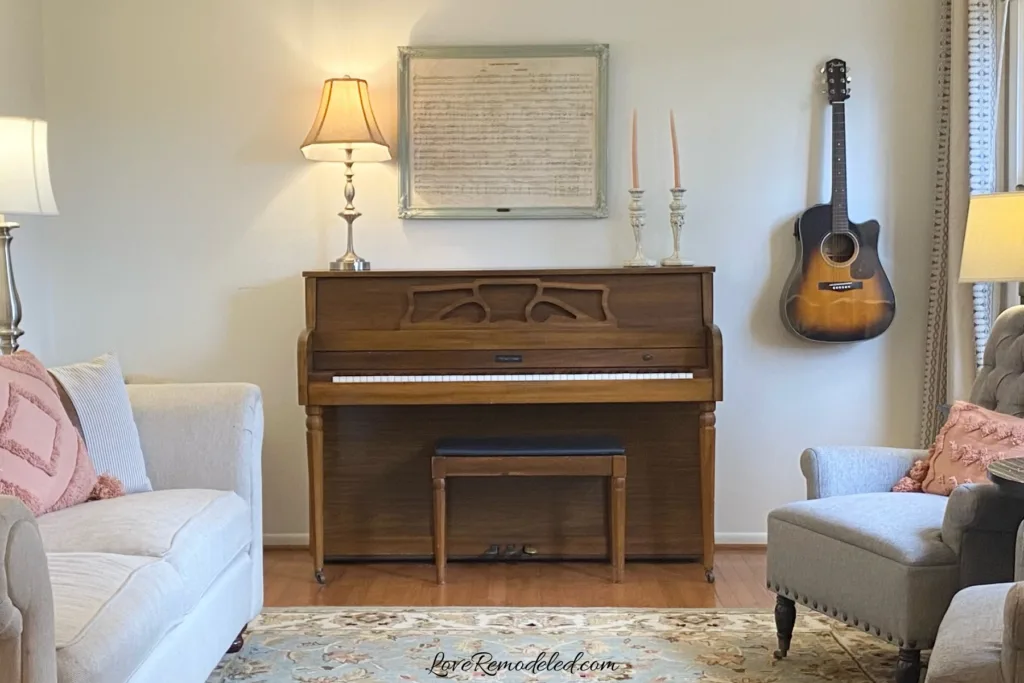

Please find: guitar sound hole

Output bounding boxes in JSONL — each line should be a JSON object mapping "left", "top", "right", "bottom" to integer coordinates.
{"left": 821, "top": 233, "right": 857, "bottom": 266}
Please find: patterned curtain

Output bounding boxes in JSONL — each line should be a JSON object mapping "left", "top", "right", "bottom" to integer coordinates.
{"left": 919, "top": 0, "right": 1010, "bottom": 446}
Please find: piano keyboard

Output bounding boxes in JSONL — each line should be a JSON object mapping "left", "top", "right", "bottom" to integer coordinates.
{"left": 332, "top": 372, "right": 694, "bottom": 383}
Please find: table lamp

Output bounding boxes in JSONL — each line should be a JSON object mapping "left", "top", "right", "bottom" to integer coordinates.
{"left": 300, "top": 77, "right": 391, "bottom": 272}
{"left": 0, "top": 117, "right": 58, "bottom": 354}
{"left": 960, "top": 191, "right": 1024, "bottom": 301}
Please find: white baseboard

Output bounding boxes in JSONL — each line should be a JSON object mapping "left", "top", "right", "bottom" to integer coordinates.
{"left": 263, "top": 533, "right": 310, "bottom": 547}
{"left": 263, "top": 532, "right": 768, "bottom": 547}
{"left": 714, "top": 532, "right": 767, "bottom": 545}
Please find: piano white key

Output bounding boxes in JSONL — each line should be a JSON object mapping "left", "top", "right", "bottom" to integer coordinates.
{"left": 332, "top": 371, "right": 697, "bottom": 383}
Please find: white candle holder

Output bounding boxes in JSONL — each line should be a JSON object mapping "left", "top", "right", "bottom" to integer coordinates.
{"left": 662, "top": 187, "right": 694, "bottom": 267}
{"left": 624, "top": 188, "right": 656, "bottom": 267}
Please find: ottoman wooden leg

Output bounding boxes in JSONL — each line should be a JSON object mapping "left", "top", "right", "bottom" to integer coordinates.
{"left": 610, "top": 476, "right": 626, "bottom": 583}
{"left": 433, "top": 477, "right": 447, "bottom": 584}
{"left": 894, "top": 649, "right": 921, "bottom": 683}
{"left": 773, "top": 595, "right": 796, "bottom": 659}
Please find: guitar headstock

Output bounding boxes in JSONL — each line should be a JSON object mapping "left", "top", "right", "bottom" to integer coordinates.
{"left": 820, "top": 58, "right": 851, "bottom": 103}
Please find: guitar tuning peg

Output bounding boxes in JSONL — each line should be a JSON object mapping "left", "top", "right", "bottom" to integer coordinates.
{"left": 820, "top": 66, "right": 826, "bottom": 74}
{"left": 846, "top": 76, "right": 853, "bottom": 83}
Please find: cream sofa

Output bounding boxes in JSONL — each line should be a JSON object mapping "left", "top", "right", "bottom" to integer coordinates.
{"left": 0, "top": 382, "right": 264, "bottom": 683}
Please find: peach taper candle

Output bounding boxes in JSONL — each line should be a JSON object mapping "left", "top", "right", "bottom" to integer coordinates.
{"left": 670, "top": 110, "right": 681, "bottom": 189}
{"left": 631, "top": 109, "right": 639, "bottom": 189}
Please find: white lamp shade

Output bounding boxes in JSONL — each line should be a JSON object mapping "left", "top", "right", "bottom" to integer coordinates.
{"left": 0, "top": 117, "right": 57, "bottom": 217}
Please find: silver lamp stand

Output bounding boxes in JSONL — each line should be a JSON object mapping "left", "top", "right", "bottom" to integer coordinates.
{"left": 331, "top": 148, "right": 369, "bottom": 272}
{"left": 0, "top": 221, "right": 23, "bottom": 355}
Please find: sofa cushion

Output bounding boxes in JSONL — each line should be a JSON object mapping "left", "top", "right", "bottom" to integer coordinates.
{"left": 768, "top": 492, "right": 954, "bottom": 566}
{"left": 0, "top": 350, "right": 98, "bottom": 515}
{"left": 37, "top": 488, "right": 250, "bottom": 607}
{"left": 925, "top": 582, "right": 1008, "bottom": 683}
{"left": 49, "top": 353, "right": 153, "bottom": 494}
{"left": 49, "top": 552, "right": 186, "bottom": 683}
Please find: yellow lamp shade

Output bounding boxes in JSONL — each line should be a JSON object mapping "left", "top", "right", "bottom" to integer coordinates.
{"left": 300, "top": 77, "right": 391, "bottom": 162}
{"left": 960, "top": 192, "right": 1024, "bottom": 282}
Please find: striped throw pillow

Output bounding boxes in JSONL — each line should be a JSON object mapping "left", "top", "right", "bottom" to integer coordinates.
{"left": 49, "top": 353, "right": 153, "bottom": 494}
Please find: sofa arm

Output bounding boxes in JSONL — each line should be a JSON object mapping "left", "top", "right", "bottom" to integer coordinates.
{"left": 1003, "top": 583, "right": 1024, "bottom": 683}
{"left": 126, "top": 382, "right": 264, "bottom": 618}
{"left": 799, "top": 446, "right": 927, "bottom": 499}
{"left": 0, "top": 496, "right": 57, "bottom": 683}
{"left": 944, "top": 484, "right": 1024, "bottom": 551}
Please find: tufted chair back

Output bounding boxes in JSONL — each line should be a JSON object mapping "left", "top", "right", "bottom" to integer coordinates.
{"left": 970, "top": 306, "right": 1024, "bottom": 418}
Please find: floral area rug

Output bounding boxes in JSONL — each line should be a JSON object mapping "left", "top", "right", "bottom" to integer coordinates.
{"left": 208, "top": 607, "right": 916, "bottom": 682}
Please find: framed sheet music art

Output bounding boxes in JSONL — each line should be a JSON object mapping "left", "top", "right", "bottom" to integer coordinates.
{"left": 397, "top": 44, "right": 609, "bottom": 219}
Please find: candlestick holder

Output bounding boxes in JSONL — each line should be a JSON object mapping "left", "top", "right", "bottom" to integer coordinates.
{"left": 662, "top": 187, "right": 695, "bottom": 267}
{"left": 624, "top": 188, "right": 656, "bottom": 267}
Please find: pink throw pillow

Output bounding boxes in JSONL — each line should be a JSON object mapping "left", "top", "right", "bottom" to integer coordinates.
{"left": 0, "top": 350, "right": 101, "bottom": 515}
{"left": 893, "top": 401, "right": 1024, "bottom": 495}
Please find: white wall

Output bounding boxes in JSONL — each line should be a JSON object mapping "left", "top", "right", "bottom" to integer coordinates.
{"left": 38, "top": 0, "right": 938, "bottom": 544}
{"left": 0, "top": 0, "right": 52, "bottom": 359}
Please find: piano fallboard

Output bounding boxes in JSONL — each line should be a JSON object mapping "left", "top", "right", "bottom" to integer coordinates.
{"left": 298, "top": 267, "right": 721, "bottom": 577}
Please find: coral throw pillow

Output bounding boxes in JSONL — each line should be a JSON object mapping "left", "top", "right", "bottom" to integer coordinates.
{"left": 893, "top": 401, "right": 1024, "bottom": 495}
{"left": 0, "top": 350, "right": 104, "bottom": 515}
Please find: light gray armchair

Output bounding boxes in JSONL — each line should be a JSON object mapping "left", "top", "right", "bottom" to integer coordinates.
{"left": 767, "top": 306, "right": 1024, "bottom": 683}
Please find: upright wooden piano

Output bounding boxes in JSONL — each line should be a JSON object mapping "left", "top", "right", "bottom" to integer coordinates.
{"left": 298, "top": 267, "right": 722, "bottom": 584}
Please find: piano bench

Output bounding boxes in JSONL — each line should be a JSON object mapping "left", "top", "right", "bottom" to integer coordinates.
{"left": 430, "top": 435, "right": 627, "bottom": 585}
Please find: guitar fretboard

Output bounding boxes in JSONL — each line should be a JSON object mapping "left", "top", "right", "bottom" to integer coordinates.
{"left": 831, "top": 102, "right": 849, "bottom": 233}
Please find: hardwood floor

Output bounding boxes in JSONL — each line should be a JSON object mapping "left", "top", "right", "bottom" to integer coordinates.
{"left": 264, "top": 549, "right": 775, "bottom": 609}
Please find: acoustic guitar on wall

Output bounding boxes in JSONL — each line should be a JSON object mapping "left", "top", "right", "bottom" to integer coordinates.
{"left": 780, "top": 58, "right": 896, "bottom": 343}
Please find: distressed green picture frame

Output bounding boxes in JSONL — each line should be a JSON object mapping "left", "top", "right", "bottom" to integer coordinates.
{"left": 397, "top": 44, "right": 609, "bottom": 220}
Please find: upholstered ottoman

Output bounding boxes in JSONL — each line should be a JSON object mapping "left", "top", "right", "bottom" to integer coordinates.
{"left": 767, "top": 491, "right": 960, "bottom": 683}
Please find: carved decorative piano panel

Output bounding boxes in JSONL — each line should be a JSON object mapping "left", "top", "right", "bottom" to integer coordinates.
{"left": 298, "top": 267, "right": 722, "bottom": 584}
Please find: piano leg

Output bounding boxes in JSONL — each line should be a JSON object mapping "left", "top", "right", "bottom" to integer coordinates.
{"left": 306, "top": 406, "right": 326, "bottom": 585}
{"left": 610, "top": 475, "right": 626, "bottom": 583}
{"left": 432, "top": 476, "right": 447, "bottom": 585}
{"left": 699, "top": 402, "right": 716, "bottom": 584}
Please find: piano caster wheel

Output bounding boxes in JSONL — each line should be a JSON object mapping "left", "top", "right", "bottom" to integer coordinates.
{"left": 314, "top": 569, "right": 326, "bottom": 585}
{"left": 705, "top": 569, "right": 715, "bottom": 584}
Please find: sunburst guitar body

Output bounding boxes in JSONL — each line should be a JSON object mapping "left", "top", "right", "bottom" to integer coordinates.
{"left": 781, "top": 58, "right": 896, "bottom": 343}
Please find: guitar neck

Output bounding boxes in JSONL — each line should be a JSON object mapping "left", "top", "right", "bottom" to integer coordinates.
{"left": 831, "top": 102, "right": 849, "bottom": 232}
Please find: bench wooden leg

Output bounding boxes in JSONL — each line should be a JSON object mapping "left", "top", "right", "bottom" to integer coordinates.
{"left": 433, "top": 477, "right": 447, "bottom": 584}
{"left": 610, "top": 476, "right": 626, "bottom": 583}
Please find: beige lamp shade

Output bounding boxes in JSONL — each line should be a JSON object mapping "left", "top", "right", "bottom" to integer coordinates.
{"left": 300, "top": 77, "right": 391, "bottom": 162}
{"left": 0, "top": 117, "right": 57, "bottom": 217}
{"left": 960, "top": 192, "right": 1024, "bottom": 282}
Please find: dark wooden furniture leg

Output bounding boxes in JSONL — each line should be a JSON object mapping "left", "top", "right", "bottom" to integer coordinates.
{"left": 227, "top": 626, "right": 246, "bottom": 654}
{"left": 699, "top": 402, "right": 717, "bottom": 583}
{"left": 306, "top": 406, "right": 325, "bottom": 585}
{"left": 894, "top": 649, "right": 921, "bottom": 683}
{"left": 773, "top": 595, "right": 796, "bottom": 659}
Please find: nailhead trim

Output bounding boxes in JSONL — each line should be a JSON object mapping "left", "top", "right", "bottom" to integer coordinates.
{"left": 766, "top": 581, "right": 935, "bottom": 649}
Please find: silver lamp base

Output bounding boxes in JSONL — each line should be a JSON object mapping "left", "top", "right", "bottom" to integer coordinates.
{"left": 0, "top": 222, "right": 23, "bottom": 355}
{"left": 330, "top": 254, "right": 370, "bottom": 272}
{"left": 329, "top": 149, "right": 371, "bottom": 273}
